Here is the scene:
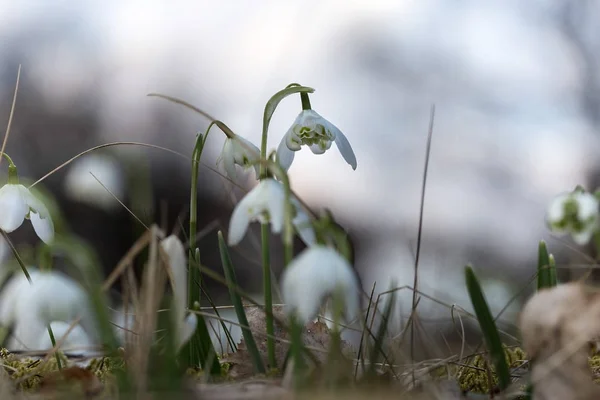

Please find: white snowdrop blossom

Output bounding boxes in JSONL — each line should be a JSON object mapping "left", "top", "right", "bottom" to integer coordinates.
{"left": 63, "top": 153, "right": 125, "bottom": 211}
{"left": 228, "top": 179, "right": 316, "bottom": 246}
{"left": 0, "top": 269, "right": 99, "bottom": 352}
{"left": 0, "top": 183, "right": 54, "bottom": 243}
{"left": 217, "top": 135, "right": 261, "bottom": 180}
{"left": 160, "top": 234, "right": 198, "bottom": 350}
{"left": 39, "top": 321, "right": 96, "bottom": 352}
{"left": 281, "top": 245, "right": 360, "bottom": 324}
{"left": 546, "top": 190, "right": 599, "bottom": 245}
{"left": 277, "top": 109, "right": 357, "bottom": 171}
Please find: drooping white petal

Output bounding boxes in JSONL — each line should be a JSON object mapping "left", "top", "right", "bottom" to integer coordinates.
{"left": 0, "top": 184, "right": 28, "bottom": 232}
{"left": 281, "top": 246, "right": 360, "bottom": 324}
{"left": 264, "top": 182, "right": 286, "bottom": 235}
{"left": 228, "top": 179, "right": 286, "bottom": 245}
{"left": 332, "top": 128, "right": 358, "bottom": 170}
{"left": 228, "top": 202, "right": 252, "bottom": 246}
{"left": 575, "top": 192, "right": 599, "bottom": 221}
{"left": 177, "top": 313, "right": 198, "bottom": 351}
{"left": 21, "top": 185, "right": 54, "bottom": 243}
{"left": 161, "top": 235, "right": 188, "bottom": 323}
{"left": 220, "top": 139, "right": 238, "bottom": 180}
{"left": 29, "top": 212, "right": 54, "bottom": 244}
{"left": 573, "top": 228, "right": 596, "bottom": 246}
{"left": 63, "top": 153, "right": 124, "bottom": 211}
{"left": 277, "top": 138, "right": 295, "bottom": 171}
{"left": 547, "top": 193, "right": 570, "bottom": 224}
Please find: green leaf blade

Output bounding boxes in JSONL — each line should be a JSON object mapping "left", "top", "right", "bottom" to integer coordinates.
{"left": 465, "top": 265, "right": 511, "bottom": 392}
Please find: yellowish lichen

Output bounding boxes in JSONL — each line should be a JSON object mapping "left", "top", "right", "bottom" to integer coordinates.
{"left": 0, "top": 348, "right": 70, "bottom": 391}
{"left": 456, "top": 346, "right": 527, "bottom": 394}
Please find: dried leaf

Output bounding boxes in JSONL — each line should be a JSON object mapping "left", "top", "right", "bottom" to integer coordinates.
{"left": 520, "top": 283, "right": 600, "bottom": 400}
{"left": 40, "top": 366, "right": 104, "bottom": 397}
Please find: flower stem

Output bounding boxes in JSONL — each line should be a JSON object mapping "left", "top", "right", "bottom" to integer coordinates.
{"left": 261, "top": 224, "right": 276, "bottom": 368}
{"left": 1, "top": 230, "right": 31, "bottom": 282}
{"left": 186, "top": 124, "right": 221, "bottom": 373}
{"left": 46, "top": 325, "right": 63, "bottom": 370}
{"left": 271, "top": 163, "right": 294, "bottom": 266}
{"left": 290, "top": 315, "right": 306, "bottom": 388}
{"left": 1, "top": 153, "right": 19, "bottom": 184}
{"left": 300, "top": 93, "right": 312, "bottom": 111}
{"left": 258, "top": 84, "right": 316, "bottom": 370}
{"left": 594, "top": 231, "right": 600, "bottom": 261}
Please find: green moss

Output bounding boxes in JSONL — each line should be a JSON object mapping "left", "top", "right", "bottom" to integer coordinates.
{"left": 0, "top": 348, "right": 70, "bottom": 391}
{"left": 456, "top": 346, "right": 527, "bottom": 394}
{"left": 588, "top": 353, "right": 600, "bottom": 384}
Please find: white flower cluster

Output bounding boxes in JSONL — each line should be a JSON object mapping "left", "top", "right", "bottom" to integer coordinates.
{"left": 0, "top": 234, "right": 195, "bottom": 354}
{"left": 221, "top": 93, "right": 360, "bottom": 325}
{"left": 0, "top": 86, "right": 361, "bottom": 354}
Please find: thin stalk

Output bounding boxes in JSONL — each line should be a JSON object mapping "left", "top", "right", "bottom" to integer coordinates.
{"left": 187, "top": 122, "right": 220, "bottom": 373}
{"left": 290, "top": 315, "right": 305, "bottom": 388}
{"left": 258, "top": 84, "right": 316, "bottom": 370}
{"left": 261, "top": 224, "right": 276, "bottom": 368}
{"left": 218, "top": 231, "right": 265, "bottom": 373}
{"left": 37, "top": 245, "right": 62, "bottom": 370}
{"left": 1, "top": 230, "right": 31, "bottom": 282}
{"left": 410, "top": 105, "right": 435, "bottom": 377}
{"left": 198, "top": 245, "right": 237, "bottom": 353}
{"left": 271, "top": 162, "right": 295, "bottom": 266}
{"left": 46, "top": 326, "right": 62, "bottom": 370}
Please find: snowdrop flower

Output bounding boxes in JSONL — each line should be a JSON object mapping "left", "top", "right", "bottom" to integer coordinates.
{"left": 160, "top": 234, "right": 198, "bottom": 351}
{"left": 217, "top": 135, "right": 261, "bottom": 180}
{"left": 0, "top": 183, "right": 54, "bottom": 243}
{"left": 0, "top": 269, "right": 99, "bottom": 352}
{"left": 277, "top": 109, "right": 357, "bottom": 171}
{"left": 63, "top": 153, "right": 124, "bottom": 211}
{"left": 546, "top": 189, "right": 599, "bottom": 245}
{"left": 281, "top": 245, "right": 360, "bottom": 324}
{"left": 228, "top": 178, "right": 316, "bottom": 246}
{"left": 40, "top": 321, "right": 96, "bottom": 352}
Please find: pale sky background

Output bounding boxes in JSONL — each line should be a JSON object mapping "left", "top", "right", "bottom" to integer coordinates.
{"left": 1, "top": 0, "right": 598, "bottom": 328}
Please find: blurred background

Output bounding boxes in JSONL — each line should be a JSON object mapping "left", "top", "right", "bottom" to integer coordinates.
{"left": 1, "top": 0, "right": 600, "bottom": 354}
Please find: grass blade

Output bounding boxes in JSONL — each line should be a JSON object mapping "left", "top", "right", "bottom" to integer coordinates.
{"left": 536, "top": 240, "right": 554, "bottom": 290}
{"left": 464, "top": 265, "right": 511, "bottom": 392}
{"left": 217, "top": 231, "right": 266, "bottom": 373}
{"left": 367, "top": 282, "right": 396, "bottom": 377}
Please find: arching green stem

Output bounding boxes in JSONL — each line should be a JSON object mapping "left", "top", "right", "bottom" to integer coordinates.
{"left": 259, "top": 84, "right": 314, "bottom": 369}
{"left": 186, "top": 121, "right": 221, "bottom": 373}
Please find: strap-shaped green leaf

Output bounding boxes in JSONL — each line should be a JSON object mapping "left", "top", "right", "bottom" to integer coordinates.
{"left": 465, "top": 265, "right": 511, "bottom": 391}
{"left": 537, "top": 240, "right": 555, "bottom": 290}
{"left": 218, "top": 231, "right": 266, "bottom": 373}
